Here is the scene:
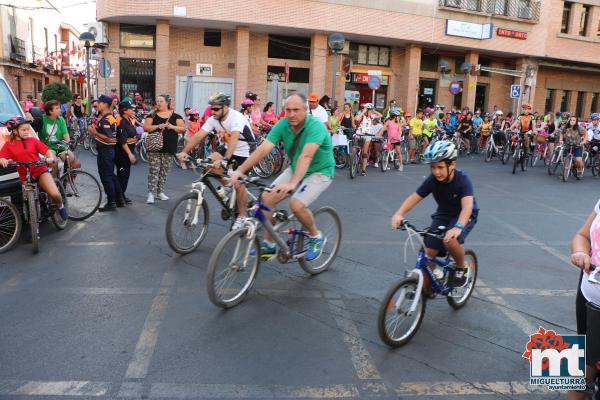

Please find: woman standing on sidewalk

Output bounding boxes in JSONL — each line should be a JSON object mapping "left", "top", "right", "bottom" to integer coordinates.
{"left": 143, "top": 95, "right": 185, "bottom": 204}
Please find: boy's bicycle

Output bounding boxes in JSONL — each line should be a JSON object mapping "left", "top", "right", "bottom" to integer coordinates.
{"left": 206, "top": 177, "right": 342, "bottom": 308}
{"left": 377, "top": 220, "right": 478, "bottom": 347}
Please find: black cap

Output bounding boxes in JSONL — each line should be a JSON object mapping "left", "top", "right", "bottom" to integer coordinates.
{"left": 97, "top": 94, "right": 113, "bottom": 105}
{"left": 119, "top": 101, "right": 134, "bottom": 111}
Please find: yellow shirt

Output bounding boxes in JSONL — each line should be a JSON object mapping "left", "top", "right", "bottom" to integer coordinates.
{"left": 410, "top": 118, "right": 423, "bottom": 136}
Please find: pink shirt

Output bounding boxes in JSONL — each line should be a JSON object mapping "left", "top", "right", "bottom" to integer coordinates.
{"left": 387, "top": 120, "right": 401, "bottom": 143}
{"left": 582, "top": 200, "right": 600, "bottom": 305}
{"left": 24, "top": 100, "right": 34, "bottom": 112}
{"left": 251, "top": 109, "right": 262, "bottom": 124}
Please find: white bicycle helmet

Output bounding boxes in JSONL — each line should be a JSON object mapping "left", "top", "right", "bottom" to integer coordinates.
{"left": 424, "top": 140, "right": 458, "bottom": 163}
{"left": 363, "top": 103, "right": 374, "bottom": 109}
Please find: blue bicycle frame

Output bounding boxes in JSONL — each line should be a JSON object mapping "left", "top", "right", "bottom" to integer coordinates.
{"left": 414, "top": 250, "right": 457, "bottom": 296}
{"left": 250, "top": 200, "right": 308, "bottom": 258}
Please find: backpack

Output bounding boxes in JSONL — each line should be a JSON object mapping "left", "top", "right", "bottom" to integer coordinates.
{"left": 217, "top": 120, "right": 258, "bottom": 153}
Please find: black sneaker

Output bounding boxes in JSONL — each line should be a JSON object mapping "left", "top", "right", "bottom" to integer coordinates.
{"left": 449, "top": 267, "right": 468, "bottom": 287}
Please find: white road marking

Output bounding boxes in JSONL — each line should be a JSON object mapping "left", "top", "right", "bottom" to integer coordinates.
{"left": 490, "top": 215, "right": 572, "bottom": 266}
{"left": 496, "top": 288, "right": 575, "bottom": 297}
{"left": 327, "top": 299, "right": 385, "bottom": 396}
{"left": 344, "top": 239, "right": 569, "bottom": 247}
{"left": 11, "top": 380, "right": 109, "bottom": 396}
{"left": 124, "top": 264, "right": 176, "bottom": 380}
{"left": 396, "top": 380, "right": 548, "bottom": 396}
{"left": 65, "top": 241, "right": 117, "bottom": 246}
{"left": 478, "top": 278, "right": 537, "bottom": 334}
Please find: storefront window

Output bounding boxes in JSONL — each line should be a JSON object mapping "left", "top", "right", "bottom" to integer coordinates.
{"left": 120, "top": 24, "right": 155, "bottom": 49}
{"left": 580, "top": 5, "right": 590, "bottom": 36}
{"left": 268, "top": 35, "right": 311, "bottom": 61}
{"left": 349, "top": 43, "right": 389, "bottom": 66}
{"left": 592, "top": 93, "right": 599, "bottom": 113}
{"left": 545, "top": 89, "right": 555, "bottom": 114}
{"left": 420, "top": 53, "right": 439, "bottom": 72}
{"left": 560, "top": 90, "right": 570, "bottom": 111}
{"left": 575, "top": 92, "right": 585, "bottom": 117}
{"left": 204, "top": 30, "right": 221, "bottom": 47}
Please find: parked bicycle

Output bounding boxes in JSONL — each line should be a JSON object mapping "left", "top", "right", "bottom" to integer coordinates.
{"left": 377, "top": 220, "right": 478, "bottom": 347}
{"left": 53, "top": 140, "right": 102, "bottom": 220}
{"left": 165, "top": 158, "right": 259, "bottom": 254}
{"left": 5, "top": 160, "right": 68, "bottom": 253}
{"left": 206, "top": 177, "right": 341, "bottom": 308}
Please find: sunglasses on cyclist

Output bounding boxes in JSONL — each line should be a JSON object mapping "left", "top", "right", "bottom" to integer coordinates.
{"left": 211, "top": 107, "right": 223, "bottom": 112}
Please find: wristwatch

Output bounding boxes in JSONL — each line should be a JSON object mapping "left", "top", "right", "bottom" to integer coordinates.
{"left": 454, "top": 223, "right": 465, "bottom": 230}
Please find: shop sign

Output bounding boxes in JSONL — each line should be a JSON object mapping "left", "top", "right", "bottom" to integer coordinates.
{"left": 497, "top": 28, "right": 528, "bottom": 40}
{"left": 423, "top": 88, "right": 434, "bottom": 95}
{"left": 352, "top": 73, "right": 388, "bottom": 85}
{"left": 367, "top": 70, "right": 382, "bottom": 76}
{"left": 196, "top": 63, "right": 213, "bottom": 76}
{"left": 446, "top": 19, "right": 493, "bottom": 40}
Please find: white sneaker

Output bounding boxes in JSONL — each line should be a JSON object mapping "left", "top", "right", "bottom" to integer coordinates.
{"left": 374, "top": 162, "right": 379, "bottom": 168}
{"left": 146, "top": 193, "right": 154, "bottom": 204}
{"left": 399, "top": 164, "right": 404, "bottom": 172}
{"left": 157, "top": 193, "right": 169, "bottom": 201}
{"left": 231, "top": 216, "right": 245, "bottom": 230}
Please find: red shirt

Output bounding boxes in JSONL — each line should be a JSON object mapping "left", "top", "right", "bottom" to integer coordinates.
{"left": 0, "top": 138, "right": 49, "bottom": 180}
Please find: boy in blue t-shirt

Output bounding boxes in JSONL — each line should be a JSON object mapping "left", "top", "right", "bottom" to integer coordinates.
{"left": 391, "top": 140, "right": 478, "bottom": 287}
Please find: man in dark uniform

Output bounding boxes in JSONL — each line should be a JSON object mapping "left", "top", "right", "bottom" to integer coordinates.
{"left": 115, "top": 101, "right": 138, "bottom": 204}
{"left": 95, "top": 95, "right": 123, "bottom": 211}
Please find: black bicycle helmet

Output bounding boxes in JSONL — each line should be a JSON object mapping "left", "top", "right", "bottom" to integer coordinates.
{"left": 4, "top": 116, "right": 29, "bottom": 131}
{"left": 208, "top": 92, "right": 231, "bottom": 106}
{"left": 245, "top": 91, "right": 258, "bottom": 101}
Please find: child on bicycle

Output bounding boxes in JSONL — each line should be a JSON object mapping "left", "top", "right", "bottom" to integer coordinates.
{"left": 390, "top": 140, "right": 478, "bottom": 287}
{"left": 0, "top": 116, "right": 68, "bottom": 220}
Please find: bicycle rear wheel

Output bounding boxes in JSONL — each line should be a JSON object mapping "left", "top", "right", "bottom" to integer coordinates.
{"left": 501, "top": 143, "right": 511, "bottom": 164}
{"left": 165, "top": 193, "right": 209, "bottom": 254}
{"left": 60, "top": 170, "right": 102, "bottom": 221}
{"left": 206, "top": 227, "right": 260, "bottom": 308}
{"left": 446, "top": 250, "right": 478, "bottom": 309}
{"left": 83, "top": 132, "right": 91, "bottom": 150}
{"left": 334, "top": 147, "right": 347, "bottom": 169}
{"left": 0, "top": 199, "right": 21, "bottom": 254}
{"left": 512, "top": 151, "right": 519, "bottom": 174}
{"left": 377, "top": 276, "right": 425, "bottom": 347}
{"left": 298, "top": 207, "right": 342, "bottom": 275}
{"left": 90, "top": 139, "right": 98, "bottom": 156}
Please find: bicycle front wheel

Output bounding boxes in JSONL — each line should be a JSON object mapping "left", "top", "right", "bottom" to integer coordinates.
{"left": 60, "top": 170, "right": 102, "bottom": 221}
{"left": 206, "top": 227, "right": 260, "bottom": 308}
{"left": 446, "top": 250, "right": 478, "bottom": 309}
{"left": 377, "top": 276, "right": 425, "bottom": 347}
{"left": 90, "top": 140, "right": 98, "bottom": 156}
{"left": 298, "top": 207, "right": 341, "bottom": 275}
{"left": 380, "top": 150, "right": 389, "bottom": 172}
{"left": 562, "top": 156, "right": 572, "bottom": 182}
{"left": 50, "top": 178, "right": 68, "bottom": 230}
{"left": 0, "top": 199, "right": 21, "bottom": 254}
{"left": 26, "top": 191, "right": 39, "bottom": 254}
{"left": 165, "top": 193, "right": 209, "bottom": 254}
{"left": 349, "top": 148, "right": 358, "bottom": 179}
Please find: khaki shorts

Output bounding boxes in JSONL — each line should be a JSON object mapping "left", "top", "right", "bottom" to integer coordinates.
{"left": 271, "top": 167, "right": 332, "bottom": 207}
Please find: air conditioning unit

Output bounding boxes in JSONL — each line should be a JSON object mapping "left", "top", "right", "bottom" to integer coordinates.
{"left": 83, "top": 22, "right": 108, "bottom": 46}
{"left": 340, "top": 41, "right": 350, "bottom": 55}
{"left": 444, "top": 0, "right": 462, "bottom": 8}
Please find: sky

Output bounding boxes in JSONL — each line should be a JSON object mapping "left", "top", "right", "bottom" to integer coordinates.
{"left": 50, "top": 0, "right": 96, "bottom": 31}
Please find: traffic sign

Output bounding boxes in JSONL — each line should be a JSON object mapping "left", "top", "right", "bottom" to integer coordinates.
{"left": 368, "top": 76, "right": 381, "bottom": 91}
{"left": 449, "top": 81, "right": 462, "bottom": 95}
{"left": 99, "top": 59, "right": 111, "bottom": 78}
{"left": 510, "top": 85, "right": 521, "bottom": 99}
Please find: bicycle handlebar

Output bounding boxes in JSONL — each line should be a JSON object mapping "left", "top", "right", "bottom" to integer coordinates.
{"left": 398, "top": 220, "right": 448, "bottom": 239}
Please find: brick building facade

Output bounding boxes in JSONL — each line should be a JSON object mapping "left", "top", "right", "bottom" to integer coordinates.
{"left": 97, "top": 0, "right": 600, "bottom": 117}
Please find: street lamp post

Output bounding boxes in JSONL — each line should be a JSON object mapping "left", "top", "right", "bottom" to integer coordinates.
{"left": 328, "top": 33, "right": 345, "bottom": 109}
{"left": 79, "top": 31, "right": 95, "bottom": 117}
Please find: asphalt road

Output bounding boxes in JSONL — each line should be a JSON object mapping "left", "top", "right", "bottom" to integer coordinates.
{"left": 0, "top": 150, "right": 597, "bottom": 400}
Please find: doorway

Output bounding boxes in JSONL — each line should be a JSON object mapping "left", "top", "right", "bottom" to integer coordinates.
{"left": 120, "top": 58, "right": 155, "bottom": 101}
{"left": 475, "top": 84, "right": 487, "bottom": 112}
{"left": 418, "top": 79, "right": 437, "bottom": 110}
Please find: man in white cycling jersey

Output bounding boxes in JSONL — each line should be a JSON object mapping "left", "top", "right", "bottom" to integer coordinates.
{"left": 230, "top": 93, "right": 335, "bottom": 261}
{"left": 177, "top": 92, "right": 256, "bottom": 229}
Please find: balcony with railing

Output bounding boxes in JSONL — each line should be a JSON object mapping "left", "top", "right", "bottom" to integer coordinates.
{"left": 439, "top": 0, "right": 541, "bottom": 23}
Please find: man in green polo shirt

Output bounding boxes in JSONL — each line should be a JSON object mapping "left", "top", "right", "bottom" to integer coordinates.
{"left": 231, "top": 93, "right": 335, "bottom": 261}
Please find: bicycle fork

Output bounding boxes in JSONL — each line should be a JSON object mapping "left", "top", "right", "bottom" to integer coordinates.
{"left": 397, "top": 269, "right": 425, "bottom": 315}
{"left": 185, "top": 183, "right": 206, "bottom": 226}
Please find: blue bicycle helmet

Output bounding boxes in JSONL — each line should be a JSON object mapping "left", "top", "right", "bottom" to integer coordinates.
{"left": 424, "top": 140, "right": 458, "bottom": 163}
{"left": 591, "top": 113, "right": 600, "bottom": 120}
